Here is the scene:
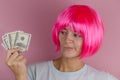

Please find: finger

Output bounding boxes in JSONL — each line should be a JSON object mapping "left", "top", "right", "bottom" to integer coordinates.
{"left": 20, "top": 57, "right": 26, "bottom": 64}
{"left": 6, "top": 48, "right": 20, "bottom": 60}
{"left": 6, "top": 52, "right": 20, "bottom": 66}
{"left": 17, "top": 55, "right": 26, "bottom": 63}
{"left": 13, "top": 56, "right": 26, "bottom": 67}
{"left": 16, "top": 55, "right": 24, "bottom": 61}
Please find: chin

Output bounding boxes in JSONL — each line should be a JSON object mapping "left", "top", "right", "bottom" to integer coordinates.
{"left": 62, "top": 51, "right": 79, "bottom": 58}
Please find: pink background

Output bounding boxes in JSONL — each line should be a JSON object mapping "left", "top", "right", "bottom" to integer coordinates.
{"left": 0, "top": 0, "right": 120, "bottom": 80}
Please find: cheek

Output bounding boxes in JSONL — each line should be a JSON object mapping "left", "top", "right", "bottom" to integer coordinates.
{"left": 75, "top": 40, "right": 83, "bottom": 50}
{"left": 59, "top": 35, "right": 64, "bottom": 44}
{"left": 59, "top": 36, "right": 62, "bottom": 43}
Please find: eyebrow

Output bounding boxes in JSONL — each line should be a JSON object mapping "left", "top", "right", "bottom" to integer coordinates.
{"left": 61, "top": 28, "right": 67, "bottom": 31}
{"left": 63, "top": 28, "right": 67, "bottom": 30}
{"left": 63, "top": 28, "right": 76, "bottom": 33}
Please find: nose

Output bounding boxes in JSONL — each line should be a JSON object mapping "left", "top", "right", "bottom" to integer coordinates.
{"left": 65, "top": 32, "right": 73, "bottom": 42}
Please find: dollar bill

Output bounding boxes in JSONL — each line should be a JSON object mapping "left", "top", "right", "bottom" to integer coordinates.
{"left": 1, "top": 31, "right": 31, "bottom": 53}
{"left": 14, "top": 31, "right": 31, "bottom": 52}
{"left": 8, "top": 31, "right": 24, "bottom": 48}
{"left": 2, "top": 34, "right": 11, "bottom": 49}
{"left": 1, "top": 43, "right": 7, "bottom": 50}
{"left": 2, "top": 35, "right": 8, "bottom": 49}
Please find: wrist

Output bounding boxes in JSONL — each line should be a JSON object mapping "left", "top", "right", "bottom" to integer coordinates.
{"left": 15, "top": 75, "right": 26, "bottom": 80}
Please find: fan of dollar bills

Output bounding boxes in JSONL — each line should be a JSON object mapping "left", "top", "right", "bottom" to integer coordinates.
{"left": 1, "top": 31, "right": 31, "bottom": 52}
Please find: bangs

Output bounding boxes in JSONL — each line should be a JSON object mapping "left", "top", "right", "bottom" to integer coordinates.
{"left": 55, "top": 11, "right": 85, "bottom": 35}
{"left": 57, "top": 21, "right": 83, "bottom": 35}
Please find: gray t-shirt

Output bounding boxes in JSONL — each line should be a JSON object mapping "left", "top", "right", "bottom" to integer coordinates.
{"left": 27, "top": 61, "right": 118, "bottom": 80}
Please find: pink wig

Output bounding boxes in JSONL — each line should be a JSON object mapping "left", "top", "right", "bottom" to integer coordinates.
{"left": 52, "top": 5, "right": 104, "bottom": 59}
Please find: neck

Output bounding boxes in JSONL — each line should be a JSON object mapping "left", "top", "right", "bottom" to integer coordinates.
{"left": 53, "top": 57, "right": 84, "bottom": 72}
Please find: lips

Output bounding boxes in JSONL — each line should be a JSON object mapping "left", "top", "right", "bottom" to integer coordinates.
{"left": 64, "top": 47, "right": 73, "bottom": 50}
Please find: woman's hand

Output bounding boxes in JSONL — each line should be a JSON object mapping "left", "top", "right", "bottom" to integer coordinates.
{"left": 5, "top": 48, "right": 27, "bottom": 80}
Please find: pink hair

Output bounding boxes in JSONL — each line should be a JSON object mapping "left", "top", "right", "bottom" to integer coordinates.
{"left": 52, "top": 5, "right": 104, "bottom": 59}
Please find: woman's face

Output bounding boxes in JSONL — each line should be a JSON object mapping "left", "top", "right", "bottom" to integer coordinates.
{"left": 59, "top": 27, "right": 83, "bottom": 58}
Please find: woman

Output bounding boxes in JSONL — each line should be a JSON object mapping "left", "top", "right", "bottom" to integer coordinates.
{"left": 5, "top": 5, "right": 118, "bottom": 80}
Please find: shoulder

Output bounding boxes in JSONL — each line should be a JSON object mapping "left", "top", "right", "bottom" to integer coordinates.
{"left": 85, "top": 65, "right": 118, "bottom": 80}
{"left": 27, "top": 60, "right": 52, "bottom": 80}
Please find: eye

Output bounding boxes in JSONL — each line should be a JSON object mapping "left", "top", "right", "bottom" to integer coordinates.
{"left": 60, "top": 30, "right": 67, "bottom": 35}
{"left": 73, "top": 33, "right": 81, "bottom": 38}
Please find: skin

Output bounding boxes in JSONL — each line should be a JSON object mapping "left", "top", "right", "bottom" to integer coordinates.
{"left": 53, "top": 27, "right": 84, "bottom": 72}
{"left": 5, "top": 27, "right": 84, "bottom": 80}
{"left": 5, "top": 48, "right": 27, "bottom": 80}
